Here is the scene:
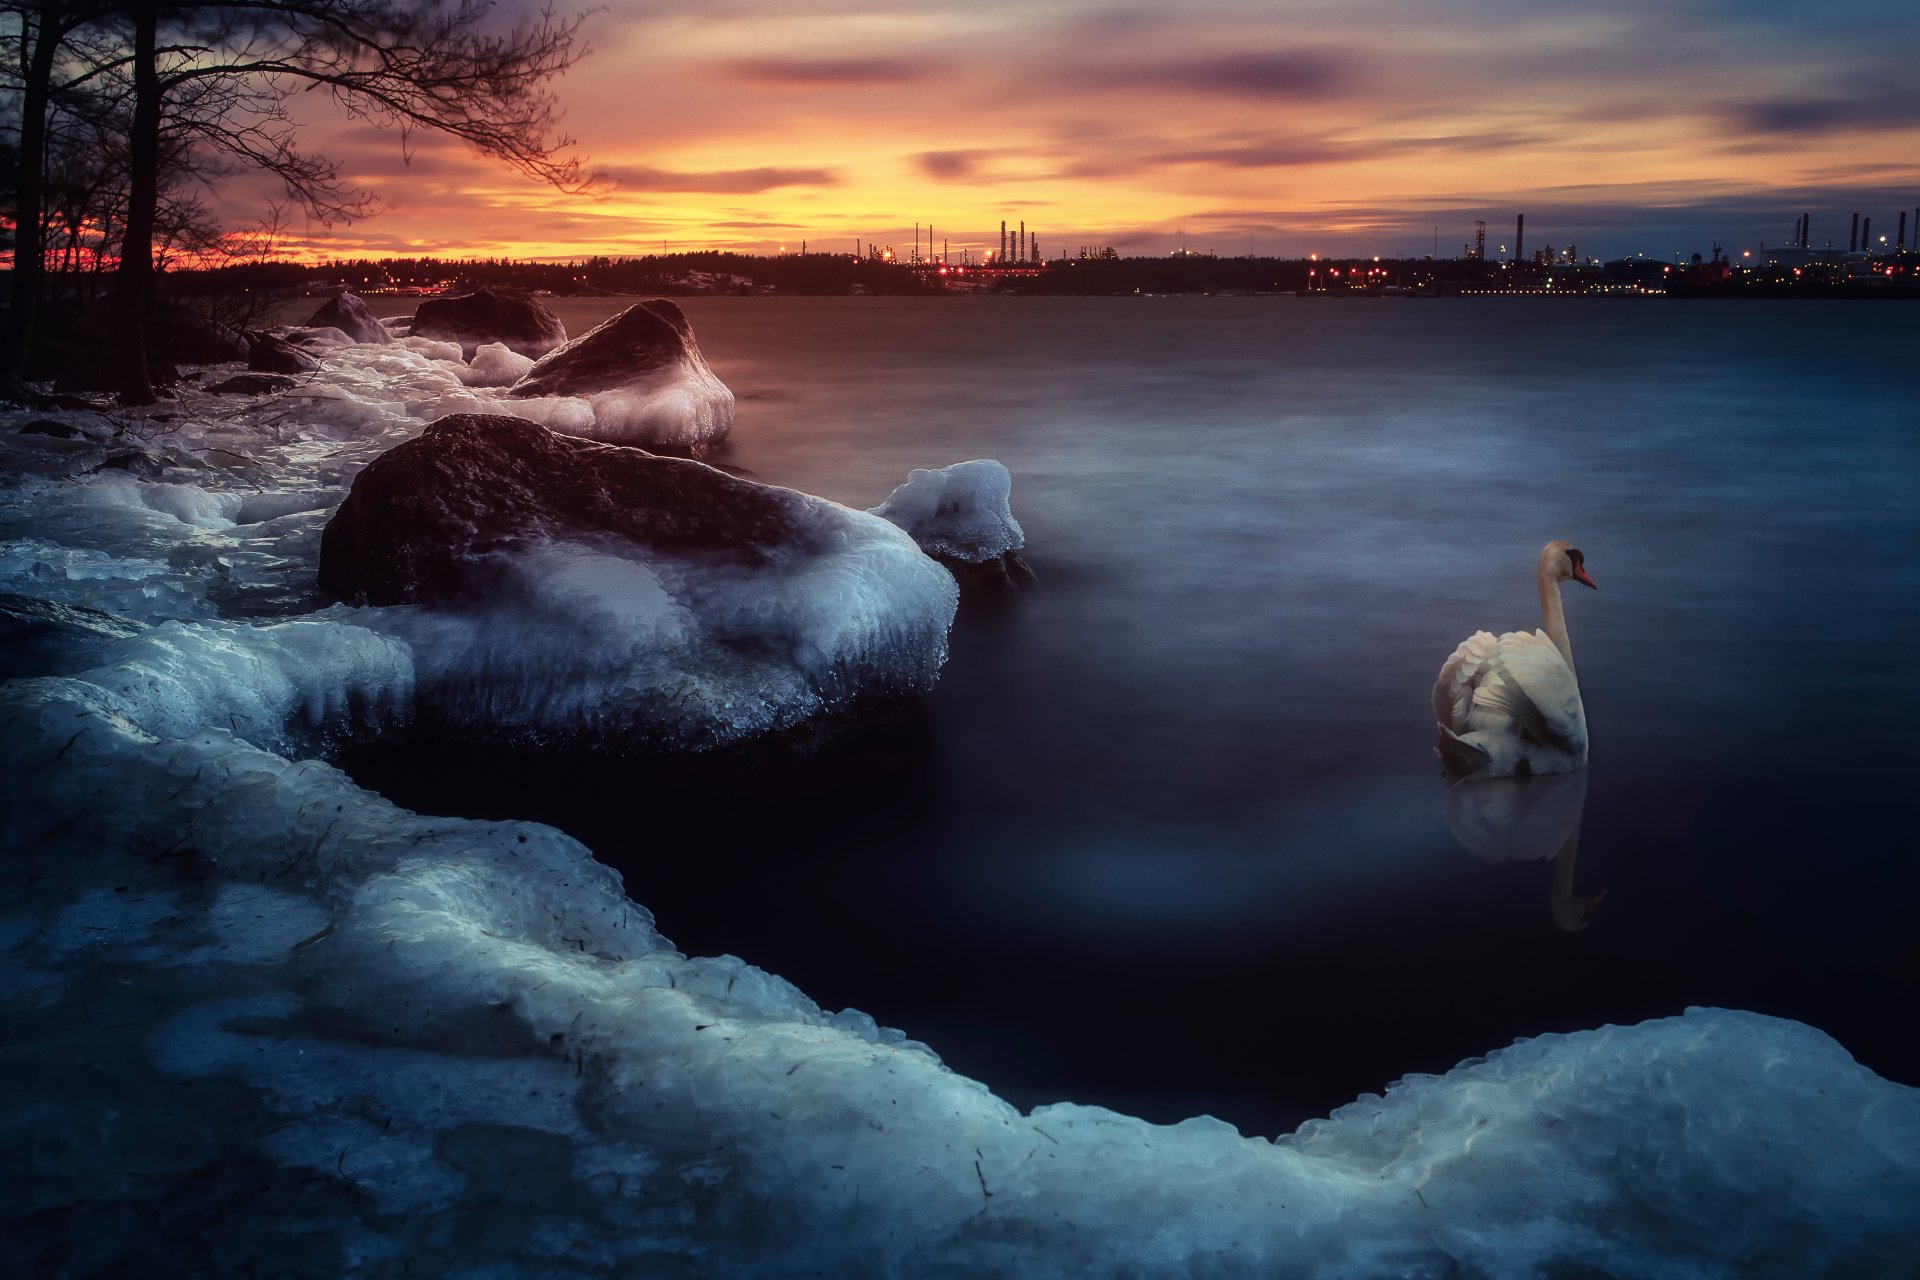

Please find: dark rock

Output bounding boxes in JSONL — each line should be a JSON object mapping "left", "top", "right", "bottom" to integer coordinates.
{"left": 152, "top": 311, "right": 250, "bottom": 365}
{"left": 208, "top": 373, "right": 298, "bottom": 396}
{"left": 280, "top": 326, "right": 352, "bottom": 351}
{"left": 305, "top": 291, "right": 391, "bottom": 344}
{"left": 0, "top": 592, "right": 145, "bottom": 680}
{"left": 318, "top": 414, "right": 814, "bottom": 606}
{"left": 938, "top": 549, "right": 1038, "bottom": 598}
{"left": 510, "top": 299, "right": 704, "bottom": 398}
{"left": 16, "top": 419, "right": 82, "bottom": 438}
{"left": 246, "top": 332, "right": 320, "bottom": 375}
{"left": 506, "top": 299, "right": 734, "bottom": 449}
{"left": 97, "top": 450, "right": 166, "bottom": 476}
{"left": 410, "top": 289, "right": 567, "bottom": 360}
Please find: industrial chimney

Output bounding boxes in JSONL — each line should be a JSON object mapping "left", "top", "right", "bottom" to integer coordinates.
{"left": 1862, "top": 216, "right": 1871, "bottom": 252}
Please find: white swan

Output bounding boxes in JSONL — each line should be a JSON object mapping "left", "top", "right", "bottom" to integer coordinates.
{"left": 1433, "top": 540, "right": 1596, "bottom": 778}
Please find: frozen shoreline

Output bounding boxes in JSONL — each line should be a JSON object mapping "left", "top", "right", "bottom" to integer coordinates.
{"left": 3, "top": 330, "right": 1916, "bottom": 1276}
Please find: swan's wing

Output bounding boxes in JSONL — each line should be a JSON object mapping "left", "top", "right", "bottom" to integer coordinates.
{"left": 1475, "top": 630, "right": 1587, "bottom": 752}
{"left": 1433, "top": 630, "right": 1499, "bottom": 733}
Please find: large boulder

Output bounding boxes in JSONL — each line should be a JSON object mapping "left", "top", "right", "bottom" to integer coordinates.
{"left": 305, "top": 290, "right": 391, "bottom": 344}
{"left": 410, "top": 288, "right": 566, "bottom": 360}
{"left": 317, "top": 413, "right": 959, "bottom": 748}
{"left": 507, "top": 300, "right": 734, "bottom": 452}
{"left": 319, "top": 414, "right": 809, "bottom": 606}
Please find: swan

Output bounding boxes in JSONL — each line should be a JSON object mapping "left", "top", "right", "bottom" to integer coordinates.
{"left": 1433, "top": 540, "right": 1596, "bottom": 778}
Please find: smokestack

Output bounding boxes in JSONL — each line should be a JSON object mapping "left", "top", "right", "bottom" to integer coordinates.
{"left": 1862, "top": 216, "right": 1871, "bottom": 253}
{"left": 1851, "top": 213, "right": 1859, "bottom": 252}
{"left": 1000, "top": 220, "right": 1007, "bottom": 263}
{"left": 1802, "top": 212, "right": 1811, "bottom": 247}
{"left": 1515, "top": 214, "right": 1524, "bottom": 261}
{"left": 1020, "top": 220, "right": 1026, "bottom": 264}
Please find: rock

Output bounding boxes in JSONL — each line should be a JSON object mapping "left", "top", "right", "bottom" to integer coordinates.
{"left": 410, "top": 288, "right": 566, "bottom": 360}
{"left": 245, "top": 332, "right": 320, "bottom": 375}
{"left": 208, "top": 373, "right": 298, "bottom": 396}
{"left": 506, "top": 299, "right": 734, "bottom": 451}
{"left": 941, "top": 549, "right": 1038, "bottom": 596}
{"left": 317, "top": 413, "right": 811, "bottom": 607}
{"left": 0, "top": 592, "right": 145, "bottom": 680}
{"left": 305, "top": 291, "right": 391, "bottom": 344}
{"left": 869, "top": 459, "right": 1034, "bottom": 597}
{"left": 279, "top": 326, "right": 354, "bottom": 351}
{"left": 16, "top": 419, "right": 82, "bottom": 438}
{"left": 152, "top": 311, "right": 250, "bottom": 364}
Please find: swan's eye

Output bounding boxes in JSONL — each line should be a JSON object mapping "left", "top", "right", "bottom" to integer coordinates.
{"left": 1567, "top": 548, "right": 1584, "bottom": 567}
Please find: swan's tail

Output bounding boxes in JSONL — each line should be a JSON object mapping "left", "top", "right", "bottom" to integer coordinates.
{"left": 1435, "top": 723, "right": 1492, "bottom": 778}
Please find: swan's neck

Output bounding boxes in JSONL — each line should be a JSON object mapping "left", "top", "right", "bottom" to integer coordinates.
{"left": 1538, "top": 569, "right": 1576, "bottom": 675}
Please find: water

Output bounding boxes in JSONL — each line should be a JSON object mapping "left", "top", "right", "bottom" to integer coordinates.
{"left": 347, "top": 296, "right": 1920, "bottom": 1137}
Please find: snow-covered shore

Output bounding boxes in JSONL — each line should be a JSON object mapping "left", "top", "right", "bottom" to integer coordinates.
{"left": 3, "top": 326, "right": 1915, "bottom": 1277}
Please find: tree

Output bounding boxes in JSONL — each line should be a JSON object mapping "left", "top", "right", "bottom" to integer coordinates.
{"left": 5, "top": 0, "right": 592, "bottom": 401}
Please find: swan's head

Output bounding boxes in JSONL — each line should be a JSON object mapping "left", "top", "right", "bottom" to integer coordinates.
{"left": 1541, "top": 540, "right": 1597, "bottom": 590}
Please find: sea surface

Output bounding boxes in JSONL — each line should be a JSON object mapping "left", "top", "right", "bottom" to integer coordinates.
{"left": 348, "top": 295, "right": 1920, "bottom": 1137}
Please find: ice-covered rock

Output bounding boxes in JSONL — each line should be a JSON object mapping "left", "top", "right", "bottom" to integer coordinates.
{"left": 317, "top": 413, "right": 958, "bottom": 745}
{"left": 870, "top": 458, "right": 1036, "bottom": 594}
{"left": 0, "top": 591, "right": 144, "bottom": 678}
{"left": 459, "top": 341, "right": 536, "bottom": 388}
{"left": 319, "top": 414, "right": 808, "bottom": 607}
{"left": 246, "top": 331, "right": 319, "bottom": 375}
{"left": 507, "top": 299, "right": 735, "bottom": 452}
{"left": 208, "top": 372, "right": 298, "bottom": 396}
{"left": 410, "top": 288, "right": 567, "bottom": 360}
{"left": 305, "top": 290, "right": 391, "bottom": 345}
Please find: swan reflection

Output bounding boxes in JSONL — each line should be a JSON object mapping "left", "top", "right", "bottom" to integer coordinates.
{"left": 1443, "top": 770, "right": 1607, "bottom": 932}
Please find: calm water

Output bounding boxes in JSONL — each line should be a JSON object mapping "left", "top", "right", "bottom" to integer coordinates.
{"left": 350, "top": 296, "right": 1920, "bottom": 1136}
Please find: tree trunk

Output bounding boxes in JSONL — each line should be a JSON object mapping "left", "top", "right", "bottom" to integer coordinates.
{"left": 1, "top": 1, "right": 65, "bottom": 388}
{"left": 109, "top": 0, "right": 161, "bottom": 405}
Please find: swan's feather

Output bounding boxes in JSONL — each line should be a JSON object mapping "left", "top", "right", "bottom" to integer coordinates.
{"left": 1432, "top": 629, "right": 1587, "bottom": 777}
{"left": 1433, "top": 630, "right": 1498, "bottom": 732}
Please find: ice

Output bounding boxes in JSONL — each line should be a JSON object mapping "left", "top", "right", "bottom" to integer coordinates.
{"left": 576, "top": 375, "right": 733, "bottom": 449}
{"left": 870, "top": 458, "right": 1025, "bottom": 562}
{"left": 459, "top": 341, "right": 537, "bottom": 388}
{"left": 357, "top": 514, "right": 958, "bottom": 747}
{"left": 402, "top": 335, "right": 466, "bottom": 363}
{"left": 4, "top": 322, "right": 1914, "bottom": 1276}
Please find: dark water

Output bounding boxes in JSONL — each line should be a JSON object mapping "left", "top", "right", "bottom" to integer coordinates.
{"left": 348, "top": 297, "right": 1920, "bottom": 1137}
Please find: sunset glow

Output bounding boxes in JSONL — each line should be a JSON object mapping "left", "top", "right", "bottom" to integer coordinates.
{"left": 250, "top": 0, "right": 1920, "bottom": 263}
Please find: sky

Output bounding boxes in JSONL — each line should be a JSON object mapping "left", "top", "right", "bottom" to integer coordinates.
{"left": 252, "top": 0, "right": 1920, "bottom": 263}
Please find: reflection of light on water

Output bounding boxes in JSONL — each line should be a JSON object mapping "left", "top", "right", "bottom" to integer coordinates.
{"left": 1444, "top": 771, "right": 1607, "bottom": 932}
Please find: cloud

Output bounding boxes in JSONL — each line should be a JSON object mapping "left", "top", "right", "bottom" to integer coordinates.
{"left": 1085, "top": 50, "right": 1352, "bottom": 99}
{"left": 715, "top": 56, "right": 939, "bottom": 87}
{"left": 597, "top": 165, "right": 838, "bottom": 193}
{"left": 917, "top": 150, "right": 987, "bottom": 180}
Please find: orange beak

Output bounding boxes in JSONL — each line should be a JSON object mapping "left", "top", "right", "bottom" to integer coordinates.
{"left": 1572, "top": 566, "right": 1598, "bottom": 590}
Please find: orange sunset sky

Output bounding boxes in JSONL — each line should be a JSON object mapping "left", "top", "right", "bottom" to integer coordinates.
{"left": 246, "top": 0, "right": 1920, "bottom": 263}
